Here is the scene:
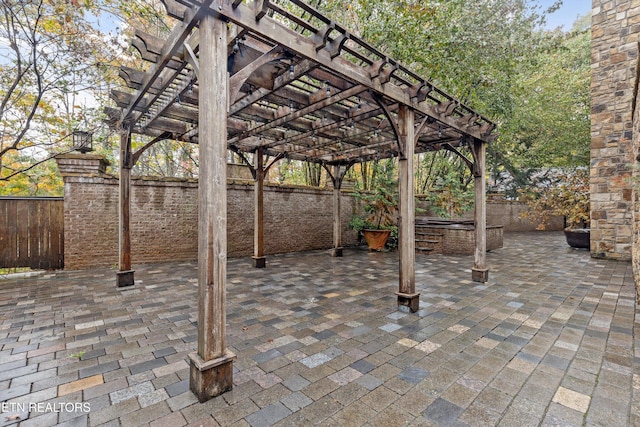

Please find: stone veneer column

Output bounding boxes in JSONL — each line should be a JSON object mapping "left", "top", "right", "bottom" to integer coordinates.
{"left": 591, "top": 0, "right": 638, "bottom": 260}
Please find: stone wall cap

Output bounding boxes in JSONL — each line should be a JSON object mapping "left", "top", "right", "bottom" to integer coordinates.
{"left": 56, "top": 153, "right": 111, "bottom": 165}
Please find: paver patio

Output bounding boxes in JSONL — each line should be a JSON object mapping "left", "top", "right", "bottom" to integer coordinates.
{"left": 0, "top": 232, "right": 637, "bottom": 426}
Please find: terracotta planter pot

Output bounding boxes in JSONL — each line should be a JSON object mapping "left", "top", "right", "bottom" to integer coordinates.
{"left": 564, "top": 228, "right": 590, "bottom": 249}
{"left": 362, "top": 229, "right": 391, "bottom": 251}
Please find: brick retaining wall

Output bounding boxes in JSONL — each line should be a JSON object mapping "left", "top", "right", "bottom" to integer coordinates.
{"left": 57, "top": 155, "right": 361, "bottom": 269}
{"left": 56, "top": 155, "right": 558, "bottom": 270}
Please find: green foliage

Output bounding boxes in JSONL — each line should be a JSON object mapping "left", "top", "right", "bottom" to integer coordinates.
{"left": 350, "top": 160, "right": 397, "bottom": 230}
{"left": 426, "top": 171, "right": 474, "bottom": 218}
{"left": 519, "top": 168, "right": 590, "bottom": 229}
{"left": 0, "top": 0, "right": 592, "bottom": 203}
{"left": 319, "top": 0, "right": 591, "bottom": 194}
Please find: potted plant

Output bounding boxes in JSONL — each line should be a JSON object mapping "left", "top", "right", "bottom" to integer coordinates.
{"left": 519, "top": 168, "right": 590, "bottom": 249}
{"left": 349, "top": 166, "right": 398, "bottom": 251}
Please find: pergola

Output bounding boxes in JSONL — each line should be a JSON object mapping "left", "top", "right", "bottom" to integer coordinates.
{"left": 106, "top": 0, "right": 496, "bottom": 401}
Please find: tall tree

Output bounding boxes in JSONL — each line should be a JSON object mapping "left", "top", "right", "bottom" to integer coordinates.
{"left": 0, "top": 0, "right": 125, "bottom": 193}
{"left": 317, "top": 0, "right": 590, "bottom": 193}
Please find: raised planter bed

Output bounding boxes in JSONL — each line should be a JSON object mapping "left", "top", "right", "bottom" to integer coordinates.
{"left": 415, "top": 218, "right": 503, "bottom": 255}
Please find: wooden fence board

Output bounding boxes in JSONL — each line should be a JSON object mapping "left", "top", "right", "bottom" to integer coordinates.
{"left": 0, "top": 197, "right": 64, "bottom": 270}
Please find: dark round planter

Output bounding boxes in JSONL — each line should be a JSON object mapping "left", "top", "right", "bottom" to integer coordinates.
{"left": 563, "top": 228, "right": 590, "bottom": 249}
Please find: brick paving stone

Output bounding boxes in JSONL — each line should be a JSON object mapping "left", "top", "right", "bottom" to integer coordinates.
{"left": 119, "top": 401, "right": 171, "bottom": 427}
{"left": 0, "top": 364, "right": 37, "bottom": 382}
{"left": 422, "top": 397, "right": 464, "bottom": 425}
{"left": 88, "top": 397, "right": 140, "bottom": 426}
{"left": 245, "top": 402, "right": 292, "bottom": 427}
{"left": 281, "top": 374, "right": 310, "bottom": 392}
{"left": 149, "top": 411, "right": 187, "bottom": 427}
{"left": 58, "top": 374, "right": 104, "bottom": 396}
{"left": 165, "top": 378, "right": 190, "bottom": 397}
{"left": 0, "top": 384, "right": 30, "bottom": 401}
{"left": 0, "top": 233, "right": 637, "bottom": 426}
{"left": 128, "top": 357, "right": 168, "bottom": 375}
{"left": 210, "top": 399, "right": 259, "bottom": 426}
{"left": 78, "top": 360, "right": 120, "bottom": 379}
{"left": 55, "top": 414, "right": 88, "bottom": 427}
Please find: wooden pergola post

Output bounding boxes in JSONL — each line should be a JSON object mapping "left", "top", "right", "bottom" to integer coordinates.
{"left": 396, "top": 105, "right": 419, "bottom": 312}
{"left": 472, "top": 138, "right": 489, "bottom": 282}
{"left": 116, "top": 128, "right": 134, "bottom": 287}
{"left": 329, "top": 164, "right": 348, "bottom": 257}
{"left": 188, "top": 11, "right": 235, "bottom": 402}
{"left": 253, "top": 148, "right": 266, "bottom": 268}
{"left": 331, "top": 179, "right": 343, "bottom": 257}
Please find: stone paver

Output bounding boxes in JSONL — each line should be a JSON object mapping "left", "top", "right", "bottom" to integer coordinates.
{"left": 0, "top": 232, "right": 637, "bottom": 426}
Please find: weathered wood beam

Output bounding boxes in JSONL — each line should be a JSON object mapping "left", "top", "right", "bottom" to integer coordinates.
{"left": 443, "top": 142, "right": 473, "bottom": 171}
{"left": 231, "top": 85, "right": 367, "bottom": 145}
{"left": 229, "top": 46, "right": 287, "bottom": 103}
{"left": 116, "top": 128, "right": 134, "bottom": 287}
{"left": 213, "top": 0, "right": 495, "bottom": 142}
{"left": 324, "top": 163, "right": 352, "bottom": 257}
{"left": 189, "top": 11, "right": 235, "bottom": 403}
{"left": 160, "top": 0, "right": 188, "bottom": 20}
{"left": 396, "top": 105, "right": 418, "bottom": 312}
{"left": 471, "top": 138, "right": 489, "bottom": 283}
{"left": 230, "top": 59, "right": 318, "bottom": 114}
{"left": 253, "top": 147, "right": 266, "bottom": 268}
{"left": 122, "top": 1, "right": 212, "bottom": 124}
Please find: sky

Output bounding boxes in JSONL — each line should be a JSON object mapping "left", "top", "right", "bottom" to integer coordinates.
{"left": 538, "top": 0, "right": 591, "bottom": 30}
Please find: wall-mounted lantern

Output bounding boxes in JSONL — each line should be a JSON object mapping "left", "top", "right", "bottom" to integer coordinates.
{"left": 73, "top": 131, "right": 93, "bottom": 153}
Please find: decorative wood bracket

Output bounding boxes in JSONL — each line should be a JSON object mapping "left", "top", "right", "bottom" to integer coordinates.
{"left": 183, "top": 42, "right": 199, "bottom": 78}
{"left": 230, "top": 145, "right": 285, "bottom": 180}
{"left": 315, "top": 22, "right": 336, "bottom": 51}
{"left": 368, "top": 58, "right": 398, "bottom": 84}
{"left": 160, "top": 0, "right": 187, "bottom": 20}
{"left": 229, "top": 145, "right": 256, "bottom": 179}
{"left": 131, "top": 131, "right": 174, "bottom": 167}
{"left": 466, "top": 137, "right": 483, "bottom": 177}
{"left": 443, "top": 140, "right": 474, "bottom": 174}
{"left": 255, "top": 0, "right": 270, "bottom": 22}
{"left": 229, "top": 46, "right": 285, "bottom": 104}
{"left": 372, "top": 92, "right": 403, "bottom": 158}
{"left": 436, "top": 100, "right": 458, "bottom": 117}
{"left": 414, "top": 116, "right": 432, "bottom": 144}
{"left": 409, "top": 81, "right": 432, "bottom": 103}
{"left": 326, "top": 32, "right": 349, "bottom": 59}
{"left": 323, "top": 162, "right": 355, "bottom": 190}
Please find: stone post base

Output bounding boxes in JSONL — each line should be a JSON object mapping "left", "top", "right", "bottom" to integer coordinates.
{"left": 330, "top": 247, "right": 343, "bottom": 257}
{"left": 472, "top": 268, "right": 489, "bottom": 283}
{"left": 252, "top": 256, "right": 266, "bottom": 268}
{"left": 189, "top": 351, "right": 236, "bottom": 402}
{"left": 396, "top": 292, "right": 420, "bottom": 313}
{"left": 116, "top": 270, "right": 135, "bottom": 287}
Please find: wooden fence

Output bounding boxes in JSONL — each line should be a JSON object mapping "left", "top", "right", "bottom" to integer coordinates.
{"left": 0, "top": 197, "right": 64, "bottom": 270}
